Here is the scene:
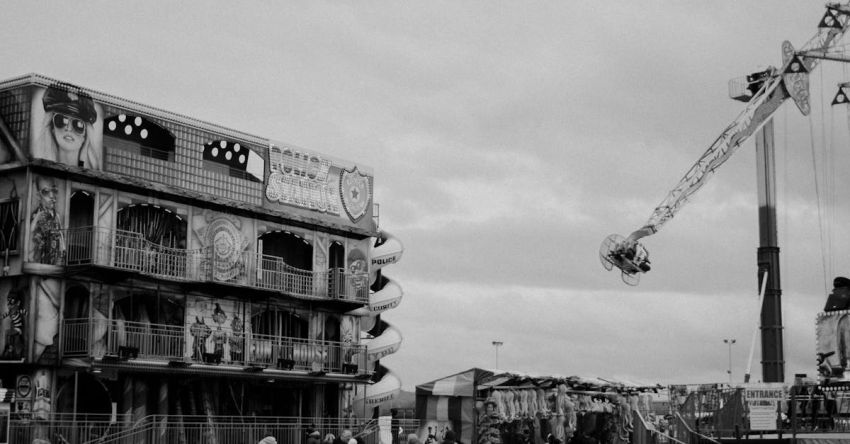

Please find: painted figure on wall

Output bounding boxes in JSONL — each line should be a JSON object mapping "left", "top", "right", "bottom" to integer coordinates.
{"left": 211, "top": 303, "right": 227, "bottom": 360}
{"left": 31, "top": 83, "right": 103, "bottom": 169}
{"left": 186, "top": 296, "right": 248, "bottom": 363}
{"left": 229, "top": 315, "right": 244, "bottom": 363}
{"left": 190, "top": 316, "right": 211, "bottom": 361}
{"left": 347, "top": 248, "right": 369, "bottom": 299}
{"left": 1, "top": 289, "right": 27, "bottom": 359}
{"left": 838, "top": 314, "right": 850, "bottom": 368}
{"left": 30, "top": 176, "right": 65, "bottom": 265}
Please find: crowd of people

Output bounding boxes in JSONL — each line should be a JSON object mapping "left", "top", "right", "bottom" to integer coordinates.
{"left": 256, "top": 428, "right": 363, "bottom": 444}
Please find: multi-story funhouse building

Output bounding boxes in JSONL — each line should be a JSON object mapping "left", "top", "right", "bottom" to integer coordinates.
{"left": 0, "top": 74, "right": 406, "bottom": 444}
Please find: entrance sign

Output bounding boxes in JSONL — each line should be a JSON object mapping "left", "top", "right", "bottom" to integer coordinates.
{"left": 742, "top": 383, "right": 785, "bottom": 431}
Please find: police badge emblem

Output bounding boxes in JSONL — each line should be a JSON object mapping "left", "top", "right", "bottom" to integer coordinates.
{"left": 339, "top": 167, "right": 371, "bottom": 222}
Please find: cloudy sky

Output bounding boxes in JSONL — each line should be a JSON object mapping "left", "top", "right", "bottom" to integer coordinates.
{"left": 3, "top": 1, "right": 850, "bottom": 389}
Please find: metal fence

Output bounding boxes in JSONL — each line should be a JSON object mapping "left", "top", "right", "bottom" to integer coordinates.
{"left": 675, "top": 387, "right": 747, "bottom": 439}
{"left": 62, "top": 227, "right": 369, "bottom": 303}
{"left": 672, "top": 384, "right": 850, "bottom": 440}
{"left": 8, "top": 414, "right": 130, "bottom": 444}
{"left": 3, "top": 415, "right": 418, "bottom": 444}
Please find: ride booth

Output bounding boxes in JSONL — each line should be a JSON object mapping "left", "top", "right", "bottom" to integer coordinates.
{"left": 416, "top": 368, "right": 495, "bottom": 444}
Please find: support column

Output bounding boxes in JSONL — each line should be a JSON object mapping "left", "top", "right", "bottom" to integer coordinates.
{"left": 755, "top": 119, "right": 784, "bottom": 382}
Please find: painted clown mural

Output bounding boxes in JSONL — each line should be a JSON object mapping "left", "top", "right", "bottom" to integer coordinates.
{"left": 0, "top": 279, "right": 27, "bottom": 360}
{"left": 186, "top": 296, "right": 249, "bottom": 364}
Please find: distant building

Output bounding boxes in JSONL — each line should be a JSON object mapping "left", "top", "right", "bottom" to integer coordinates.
{"left": 0, "top": 74, "right": 405, "bottom": 443}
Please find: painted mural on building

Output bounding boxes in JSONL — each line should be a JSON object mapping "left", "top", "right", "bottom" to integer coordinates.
{"left": 347, "top": 243, "right": 369, "bottom": 300}
{"left": 818, "top": 311, "right": 850, "bottom": 370}
{"left": 192, "top": 211, "right": 252, "bottom": 283}
{"left": 33, "top": 277, "right": 61, "bottom": 363}
{"left": 30, "top": 83, "right": 104, "bottom": 170}
{"left": 186, "top": 296, "right": 249, "bottom": 364}
{"left": 29, "top": 175, "right": 64, "bottom": 265}
{"left": 0, "top": 279, "right": 27, "bottom": 360}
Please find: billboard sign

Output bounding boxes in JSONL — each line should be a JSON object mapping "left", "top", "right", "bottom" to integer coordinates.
{"left": 264, "top": 144, "right": 373, "bottom": 229}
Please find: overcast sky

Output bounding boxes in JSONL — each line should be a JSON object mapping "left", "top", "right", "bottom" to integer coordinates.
{"left": 3, "top": 1, "right": 849, "bottom": 389}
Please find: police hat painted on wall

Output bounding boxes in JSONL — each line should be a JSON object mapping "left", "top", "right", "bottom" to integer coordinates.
{"left": 42, "top": 83, "right": 97, "bottom": 124}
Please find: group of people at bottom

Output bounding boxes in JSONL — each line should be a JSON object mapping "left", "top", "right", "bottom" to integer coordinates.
{"left": 257, "top": 428, "right": 363, "bottom": 444}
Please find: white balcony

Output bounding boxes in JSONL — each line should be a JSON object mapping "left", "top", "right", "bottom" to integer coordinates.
{"left": 62, "top": 318, "right": 369, "bottom": 376}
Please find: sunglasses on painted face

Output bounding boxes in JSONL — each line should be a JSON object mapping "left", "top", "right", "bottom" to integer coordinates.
{"left": 52, "top": 113, "right": 86, "bottom": 135}
{"left": 39, "top": 186, "right": 58, "bottom": 197}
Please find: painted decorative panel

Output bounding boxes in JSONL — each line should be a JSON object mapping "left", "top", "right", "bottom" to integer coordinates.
{"left": 185, "top": 295, "right": 249, "bottom": 364}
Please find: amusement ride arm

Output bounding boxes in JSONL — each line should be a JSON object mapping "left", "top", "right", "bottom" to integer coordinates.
{"left": 625, "top": 4, "right": 850, "bottom": 245}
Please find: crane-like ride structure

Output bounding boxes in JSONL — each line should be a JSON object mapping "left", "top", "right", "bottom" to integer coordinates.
{"left": 600, "top": 3, "right": 850, "bottom": 382}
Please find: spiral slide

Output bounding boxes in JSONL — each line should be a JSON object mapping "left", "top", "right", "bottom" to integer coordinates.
{"left": 353, "top": 231, "right": 404, "bottom": 407}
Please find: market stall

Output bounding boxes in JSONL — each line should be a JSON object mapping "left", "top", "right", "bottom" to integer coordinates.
{"left": 416, "top": 368, "right": 495, "bottom": 444}
{"left": 417, "top": 369, "right": 664, "bottom": 444}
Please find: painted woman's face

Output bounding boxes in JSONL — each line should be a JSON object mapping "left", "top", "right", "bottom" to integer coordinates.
{"left": 51, "top": 113, "right": 86, "bottom": 153}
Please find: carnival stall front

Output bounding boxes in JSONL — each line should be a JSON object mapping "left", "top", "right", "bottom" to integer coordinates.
{"left": 416, "top": 369, "right": 664, "bottom": 444}
{"left": 416, "top": 368, "right": 495, "bottom": 444}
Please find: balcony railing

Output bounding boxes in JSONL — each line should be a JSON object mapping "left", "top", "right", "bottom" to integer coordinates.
{"left": 62, "top": 318, "right": 369, "bottom": 376}
{"left": 61, "top": 227, "right": 369, "bottom": 303}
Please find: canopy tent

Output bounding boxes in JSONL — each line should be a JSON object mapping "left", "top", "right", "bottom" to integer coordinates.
{"left": 415, "top": 368, "right": 494, "bottom": 444}
{"left": 416, "top": 368, "right": 665, "bottom": 444}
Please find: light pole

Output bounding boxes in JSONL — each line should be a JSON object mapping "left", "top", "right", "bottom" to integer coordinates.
{"left": 492, "top": 341, "right": 503, "bottom": 369}
{"left": 724, "top": 338, "right": 736, "bottom": 384}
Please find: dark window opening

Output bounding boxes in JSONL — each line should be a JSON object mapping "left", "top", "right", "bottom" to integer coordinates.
{"left": 329, "top": 241, "right": 344, "bottom": 270}
{"left": 203, "top": 140, "right": 264, "bottom": 182}
{"left": 251, "top": 309, "right": 308, "bottom": 339}
{"left": 67, "top": 191, "right": 95, "bottom": 264}
{"left": 117, "top": 203, "right": 186, "bottom": 249}
{"left": 104, "top": 113, "right": 175, "bottom": 161}
{"left": 259, "top": 231, "right": 313, "bottom": 270}
{"left": 0, "top": 199, "right": 19, "bottom": 253}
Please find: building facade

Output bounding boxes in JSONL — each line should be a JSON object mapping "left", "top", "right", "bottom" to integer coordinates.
{"left": 0, "top": 74, "right": 405, "bottom": 443}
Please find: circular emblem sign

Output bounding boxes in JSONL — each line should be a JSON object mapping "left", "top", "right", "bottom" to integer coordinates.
{"left": 207, "top": 218, "right": 243, "bottom": 281}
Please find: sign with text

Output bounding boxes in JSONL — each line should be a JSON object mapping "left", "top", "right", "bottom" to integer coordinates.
{"left": 264, "top": 144, "right": 374, "bottom": 230}
{"left": 742, "top": 383, "right": 785, "bottom": 431}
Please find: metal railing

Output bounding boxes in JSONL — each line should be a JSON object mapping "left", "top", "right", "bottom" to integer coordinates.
{"left": 6, "top": 414, "right": 417, "bottom": 444}
{"left": 8, "top": 413, "right": 129, "bottom": 444}
{"left": 669, "top": 412, "right": 721, "bottom": 444}
{"left": 61, "top": 227, "right": 369, "bottom": 303}
{"left": 61, "top": 318, "right": 369, "bottom": 375}
{"left": 66, "top": 415, "right": 416, "bottom": 444}
{"left": 633, "top": 410, "right": 705, "bottom": 444}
